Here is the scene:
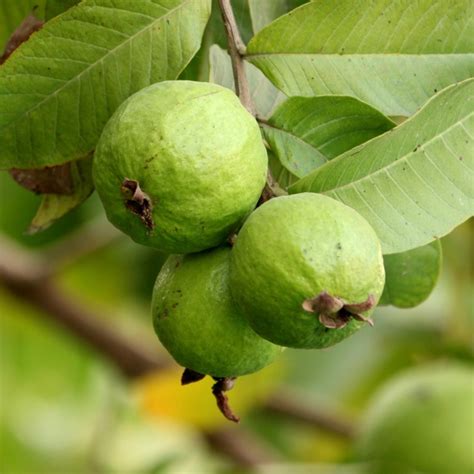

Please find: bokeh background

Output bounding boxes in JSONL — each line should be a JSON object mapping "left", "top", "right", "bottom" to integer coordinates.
{"left": 1, "top": 164, "right": 472, "bottom": 474}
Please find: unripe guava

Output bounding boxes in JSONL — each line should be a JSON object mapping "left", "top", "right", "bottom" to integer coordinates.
{"left": 354, "top": 363, "right": 474, "bottom": 474}
{"left": 152, "top": 247, "right": 282, "bottom": 377}
{"left": 93, "top": 81, "right": 267, "bottom": 254}
{"left": 229, "top": 193, "right": 385, "bottom": 349}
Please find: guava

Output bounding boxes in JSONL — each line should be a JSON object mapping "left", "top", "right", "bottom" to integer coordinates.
{"left": 229, "top": 193, "right": 385, "bottom": 349}
{"left": 93, "top": 81, "right": 267, "bottom": 254}
{"left": 354, "top": 363, "right": 474, "bottom": 474}
{"left": 152, "top": 247, "right": 282, "bottom": 377}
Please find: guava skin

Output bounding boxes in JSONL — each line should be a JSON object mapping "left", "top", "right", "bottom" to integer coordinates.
{"left": 354, "top": 363, "right": 474, "bottom": 474}
{"left": 152, "top": 247, "right": 282, "bottom": 378}
{"left": 93, "top": 81, "right": 267, "bottom": 254}
{"left": 229, "top": 193, "right": 385, "bottom": 349}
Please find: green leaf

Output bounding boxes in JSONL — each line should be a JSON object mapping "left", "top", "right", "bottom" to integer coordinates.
{"left": 209, "top": 44, "right": 285, "bottom": 118}
{"left": 45, "top": 0, "right": 80, "bottom": 20}
{"left": 0, "top": 1, "right": 46, "bottom": 46}
{"left": 179, "top": 0, "right": 253, "bottom": 83}
{"left": 28, "top": 155, "right": 94, "bottom": 233}
{"left": 0, "top": 0, "right": 211, "bottom": 169}
{"left": 268, "top": 150, "right": 298, "bottom": 189}
{"left": 262, "top": 96, "right": 395, "bottom": 183}
{"left": 248, "top": 0, "right": 309, "bottom": 33}
{"left": 290, "top": 79, "right": 474, "bottom": 254}
{"left": 379, "top": 241, "right": 442, "bottom": 308}
{"left": 247, "top": 0, "right": 474, "bottom": 116}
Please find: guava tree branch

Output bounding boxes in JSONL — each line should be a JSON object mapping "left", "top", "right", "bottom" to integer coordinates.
{"left": 264, "top": 392, "right": 355, "bottom": 439}
{"left": 204, "top": 426, "right": 281, "bottom": 467}
{"left": 218, "top": 0, "right": 278, "bottom": 201}
{"left": 218, "top": 0, "right": 255, "bottom": 115}
{"left": 0, "top": 234, "right": 166, "bottom": 378}
{"left": 40, "top": 216, "right": 123, "bottom": 277}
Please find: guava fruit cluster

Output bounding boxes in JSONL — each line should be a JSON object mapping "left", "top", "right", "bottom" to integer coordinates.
{"left": 93, "top": 80, "right": 386, "bottom": 420}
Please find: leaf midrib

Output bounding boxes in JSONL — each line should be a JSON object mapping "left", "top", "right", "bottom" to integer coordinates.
{"left": 246, "top": 52, "right": 473, "bottom": 58}
{"left": 315, "top": 111, "right": 473, "bottom": 195}
{"left": 1, "top": 0, "right": 194, "bottom": 133}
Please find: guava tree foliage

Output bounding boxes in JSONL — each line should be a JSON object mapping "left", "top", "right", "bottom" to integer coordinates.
{"left": 0, "top": 0, "right": 472, "bottom": 425}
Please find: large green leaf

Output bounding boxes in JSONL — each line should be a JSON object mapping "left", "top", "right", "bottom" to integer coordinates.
{"left": 379, "top": 241, "right": 442, "bottom": 308}
{"left": 248, "top": 0, "right": 309, "bottom": 33}
{"left": 209, "top": 44, "right": 285, "bottom": 118}
{"left": 246, "top": 0, "right": 474, "bottom": 116}
{"left": 290, "top": 79, "right": 474, "bottom": 254}
{"left": 45, "top": 0, "right": 80, "bottom": 20}
{"left": 0, "top": 0, "right": 211, "bottom": 169}
{"left": 262, "top": 96, "right": 395, "bottom": 184}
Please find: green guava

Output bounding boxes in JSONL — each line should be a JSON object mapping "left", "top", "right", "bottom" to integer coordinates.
{"left": 229, "top": 193, "right": 385, "bottom": 349}
{"left": 354, "top": 363, "right": 474, "bottom": 474}
{"left": 93, "top": 81, "right": 267, "bottom": 254}
{"left": 152, "top": 247, "right": 282, "bottom": 378}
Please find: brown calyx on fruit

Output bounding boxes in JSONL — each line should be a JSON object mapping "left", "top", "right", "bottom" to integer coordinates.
{"left": 303, "top": 291, "right": 375, "bottom": 329}
{"left": 121, "top": 178, "right": 154, "bottom": 230}
{"left": 181, "top": 368, "right": 206, "bottom": 385}
{"left": 180, "top": 369, "right": 240, "bottom": 423}
{"left": 302, "top": 291, "right": 344, "bottom": 314}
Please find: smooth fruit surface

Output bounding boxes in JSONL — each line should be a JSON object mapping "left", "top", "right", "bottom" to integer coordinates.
{"left": 230, "top": 193, "right": 385, "bottom": 348}
{"left": 152, "top": 247, "right": 282, "bottom": 377}
{"left": 93, "top": 81, "right": 267, "bottom": 254}
{"left": 354, "top": 363, "right": 474, "bottom": 474}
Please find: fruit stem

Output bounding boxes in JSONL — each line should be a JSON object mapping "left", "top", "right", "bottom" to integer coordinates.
{"left": 212, "top": 377, "right": 240, "bottom": 423}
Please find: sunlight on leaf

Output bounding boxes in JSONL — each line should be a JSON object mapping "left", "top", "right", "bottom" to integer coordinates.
{"left": 247, "top": 0, "right": 474, "bottom": 116}
{"left": 0, "top": 0, "right": 211, "bottom": 169}
{"left": 263, "top": 96, "right": 395, "bottom": 186}
{"left": 291, "top": 79, "right": 474, "bottom": 254}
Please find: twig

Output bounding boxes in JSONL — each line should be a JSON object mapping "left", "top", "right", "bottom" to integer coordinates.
{"left": 263, "top": 391, "right": 356, "bottom": 439}
{"left": 0, "top": 234, "right": 167, "bottom": 378}
{"left": 218, "top": 0, "right": 277, "bottom": 201}
{"left": 40, "top": 216, "right": 124, "bottom": 277}
{"left": 218, "top": 0, "right": 255, "bottom": 115}
{"left": 203, "top": 427, "right": 281, "bottom": 468}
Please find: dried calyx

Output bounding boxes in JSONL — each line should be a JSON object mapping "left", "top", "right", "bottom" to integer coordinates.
{"left": 181, "top": 368, "right": 240, "bottom": 423}
{"left": 303, "top": 291, "right": 375, "bottom": 329}
{"left": 181, "top": 368, "right": 206, "bottom": 385}
{"left": 121, "top": 178, "right": 154, "bottom": 230}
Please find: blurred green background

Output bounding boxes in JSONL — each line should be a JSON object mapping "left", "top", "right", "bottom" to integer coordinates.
{"left": 1, "top": 163, "right": 472, "bottom": 473}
